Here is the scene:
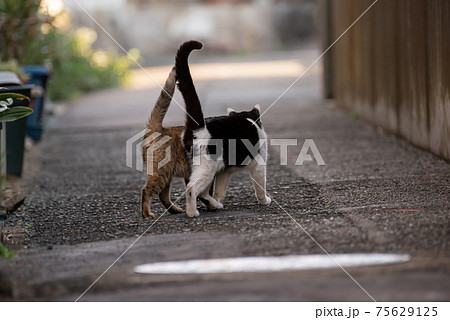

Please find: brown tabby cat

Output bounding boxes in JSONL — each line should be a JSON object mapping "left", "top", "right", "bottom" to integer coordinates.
{"left": 141, "top": 67, "right": 191, "bottom": 218}
{"left": 141, "top": 66, "right": 234, "bottom": 218}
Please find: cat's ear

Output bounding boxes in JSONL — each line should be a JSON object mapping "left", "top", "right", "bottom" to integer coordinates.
{"left": 227, "top": 107, "right": 237, "bottom": 116}
{"left": 253, "top": 104, "right": 261, "bottom": 113}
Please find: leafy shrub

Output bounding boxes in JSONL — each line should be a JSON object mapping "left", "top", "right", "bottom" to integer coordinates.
{"left": 0, "top": 0, "right": 53, "bottom": 63}
{"left": 45, "top": 28, "right": 139, "bottom": 101}
{"left": 0, "top": 0, "right": 138, "bottom": 101}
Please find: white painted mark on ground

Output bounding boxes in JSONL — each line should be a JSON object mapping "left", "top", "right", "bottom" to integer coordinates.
{"left": 134, "top": 253, "right": 410, "bottom": 275}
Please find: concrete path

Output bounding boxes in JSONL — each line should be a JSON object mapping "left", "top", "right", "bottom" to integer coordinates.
{"left": 2, "top": 46, "right": 449, "bottom": 301}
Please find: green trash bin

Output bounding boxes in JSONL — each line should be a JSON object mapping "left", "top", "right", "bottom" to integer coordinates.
{"left": 3, "top": 85, "right": 33, "bottom": 177}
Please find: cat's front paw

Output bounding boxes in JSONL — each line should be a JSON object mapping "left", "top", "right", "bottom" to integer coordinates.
{"left": 186, "top": 209, "right": 200, "bottom": 218}
{"left": 142, "top": 210, "right": 156, "bottom": 219}
{"left": 259, "top": 196, "right": 271, "bottom": 205}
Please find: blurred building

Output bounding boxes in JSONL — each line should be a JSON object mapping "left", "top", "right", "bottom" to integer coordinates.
{"left": 65, "top": 0, "right": 318, "bottom": 60}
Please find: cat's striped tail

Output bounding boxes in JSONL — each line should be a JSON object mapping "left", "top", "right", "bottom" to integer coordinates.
{"left": 147, "top": 67, "right": 176, "bottom": 131}
{"left": 175, "top": 40, "right": 204, "bottom": 131}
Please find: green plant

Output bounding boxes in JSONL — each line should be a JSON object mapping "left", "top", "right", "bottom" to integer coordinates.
{"left": 0, "top": 92, "right": 32, "bottom": 122}
{"left": 0, "top": 0, "right": 53, "bottom": 64}
{"left": 1, "top": 0, "right": 137, "bottom": 101}
{"left": 46, "top": 28, "right": 138, "bottom": 101}
{"left": 350, "top": 110, "right": 359, "bottom": 120}
{"left": 0, "top": 243, "right": 14, "bottom": 259}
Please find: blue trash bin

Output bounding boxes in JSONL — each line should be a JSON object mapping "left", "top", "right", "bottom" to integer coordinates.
{"left": 22, "top": 65, "right": 50, "bottom": 141}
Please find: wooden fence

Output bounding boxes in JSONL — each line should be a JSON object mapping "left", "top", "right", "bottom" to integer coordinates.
{"left": 321, "top": 0, "right": 450, "bottom": 160}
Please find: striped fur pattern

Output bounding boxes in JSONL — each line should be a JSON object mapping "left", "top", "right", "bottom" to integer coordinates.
{"left": 141, "top": 67, "right": 191, "bottom": 218}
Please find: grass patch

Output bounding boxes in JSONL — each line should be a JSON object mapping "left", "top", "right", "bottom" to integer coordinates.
{"left": 0, "top": 243, "right": 15, "bottom": 259}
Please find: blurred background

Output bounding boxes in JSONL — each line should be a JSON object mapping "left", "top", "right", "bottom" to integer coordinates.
{"left": 1, "top": 0, "right": 449, "bottom": 179}
{"left": 65, "top": 0, "right": 318, "bottom": 60}
{"left": 0, "top": 0, "right": 320, "bottom": 99}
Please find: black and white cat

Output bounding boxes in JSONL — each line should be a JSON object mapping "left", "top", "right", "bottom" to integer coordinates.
{"left": 175, "top": 40, "right": 271, "bottom": 218}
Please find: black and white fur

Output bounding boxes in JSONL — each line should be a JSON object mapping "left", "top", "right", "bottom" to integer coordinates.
{"left": 176, "top": 40, "right": 271, "bottom": 217}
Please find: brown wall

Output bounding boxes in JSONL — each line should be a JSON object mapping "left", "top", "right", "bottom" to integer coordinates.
{"left": 323, "top": 0, "right": 450, "bottom": 160}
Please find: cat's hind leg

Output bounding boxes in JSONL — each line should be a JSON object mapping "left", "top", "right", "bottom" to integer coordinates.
{"left": 198, "top": 180, "right": 223, "bottom": 210}
{"left": 213, "top": 171, "right": 232, "bottom": 203}
{"left": 141, "top": 175, "right": 165, "bottom": 218}
{"left": 141, "top": 185, "right": 155, "bottom": 218}
{"left": 159, "top": 181, "right": 183, "bottom": 214}
{"left": 250, "top": 163, "right": 271, "bottom": 205}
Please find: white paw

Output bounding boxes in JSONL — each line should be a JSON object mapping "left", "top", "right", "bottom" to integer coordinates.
{"left": 186, "top": 209, "right": 200, "bottom": 218}
{"left": 208, "top": 199, "right": 224, "bottom": 210}
{"left": 259, "top": 196, "right": 271, "bottom": 205}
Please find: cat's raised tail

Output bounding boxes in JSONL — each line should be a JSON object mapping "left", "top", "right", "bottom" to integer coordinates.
{"left": 175, "top": 40, "right": 204, "bottom": 131}
{"left": 147, "top": 67, "right": 176, "bottom": 131}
